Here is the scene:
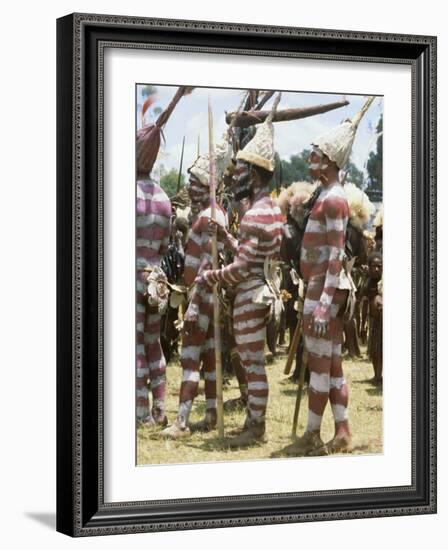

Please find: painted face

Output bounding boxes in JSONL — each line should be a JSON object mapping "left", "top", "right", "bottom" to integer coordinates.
{"left": 187, "top": 174, "right": 209, "bottom": 206}
{"left": 308, "top": 146, "right": 328, "bottom": 181}
{"left": 230, "top": 160, "right": 251, "bottom": 200}
{"left": 368, "top": 257, "right": 383, "bottom": 280}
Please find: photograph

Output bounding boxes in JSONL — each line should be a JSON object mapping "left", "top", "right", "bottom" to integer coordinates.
{"left": 135, "top": 84, "right": 384, "bottom": 465}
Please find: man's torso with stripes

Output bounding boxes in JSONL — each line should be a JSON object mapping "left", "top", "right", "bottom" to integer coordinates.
{"left": 136, "top": 179, "right": 172, "bottom": 270}
{"left": 300, "top": 183, "right": 349, "bottom": 306}
{"left": 207, "top": 194, "right": 284, "bottom": 288}
{"left": 183, "top": 206, "right": 227, "bottom": 287}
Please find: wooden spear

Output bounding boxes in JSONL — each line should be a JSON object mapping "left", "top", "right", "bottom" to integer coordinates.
{"left": 292, "top": 348, "right": 308, "bottom": 438}
{"left": 225, "top": 99, "right": 349, "bottom": 128}
{"left": 177, "top": 136, "right": 185, "bottom": 193}
{"left": 284, "top": 280, "right": 305, "bottom": 375}
{"left": 284, "top": 300, "right": 303, "bottom": 375}
{"left": 208, "top": 98, "right": 225, "bottom": 439}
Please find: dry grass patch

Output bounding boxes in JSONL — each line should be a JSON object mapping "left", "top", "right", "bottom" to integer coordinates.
{"left": 137, "top": 346, "right": 382, "bottom": 465}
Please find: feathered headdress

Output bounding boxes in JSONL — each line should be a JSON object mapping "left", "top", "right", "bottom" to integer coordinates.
{"left": 276, "top": 181, "right": 317, "bottom": 226}
{"left": 373, "top": 205, "right": 383, "bottom": 227}
{"left": 277, "top": 180, "right": 374, "bottom": 231}
{"left": 344, "top": 182, "right": 375, "bottom": 230}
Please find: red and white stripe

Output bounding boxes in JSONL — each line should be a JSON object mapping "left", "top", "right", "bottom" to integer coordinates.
{"left": 175, "top": 206, "right": 228, "bottom": 426}
{"left": 299, "top": 182, "right": 350, "bottom": 434}
{"left": 135, "top": 179, "right": 171, "bottom": 420}
{"left": 205, "top": 193, "right": 284, "bottom": 424}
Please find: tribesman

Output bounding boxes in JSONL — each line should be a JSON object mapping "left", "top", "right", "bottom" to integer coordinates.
{"left": 135, "top": 86, "right": 192, "bottom": 426}
{"left": 162, "top": 144, "right": 231, "bottom": 438}
{"left": 135, "top": 134, "right": 172, "bottom": 426}
{"left": 288, "top": 96, "right": 375, "bottom": 456}
{"left": 362, "top": 252, "right": 383, "bottom": 385}
{"left": 199, "top": 112, "right": 284, "bottom": 447}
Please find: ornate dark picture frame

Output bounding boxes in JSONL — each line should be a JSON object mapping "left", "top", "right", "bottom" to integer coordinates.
{"left": 56, "top": 13, "right": 437, "bottom": 537}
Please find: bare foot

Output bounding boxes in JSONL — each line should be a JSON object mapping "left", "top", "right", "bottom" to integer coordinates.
{"left": 325, "top": 434, "right": 352, "bottom": 454}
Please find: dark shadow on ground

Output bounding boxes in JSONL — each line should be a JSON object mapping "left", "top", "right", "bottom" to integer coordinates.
{"left": 366, "top": 387, "right": 383, "bottom": 397}
{"left": 25, "top": 512, "right": 56, "bottom": 530}
{"left": 271, "top": 442, "right": 376, "bottom": 459}
{"left": 280, "top": 387, "right": 307, "bottom": 397}
{"left": 352, "top": 378, "right": 376, "bottom": 385}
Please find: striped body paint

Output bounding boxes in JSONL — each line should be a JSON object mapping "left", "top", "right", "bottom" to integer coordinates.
{"left": 205, "top": 192, "right": 284, "bottom": 424}
{"left": 300, "top": 182, "right": 349, "bottom": 309}
{"left": 177, "top": 205, "right": 227, "bottom": 425}
{"left": 136, "top": 179, "right": 171, "bottom": 420}
{"left": 303, "top": 281, "right": 349, "bottom": 432}
{"left": 300, "top": 181, "right": 350, "bottom": 434}
{"left": 183, "top": 206, "right": 227, "bottom": 286}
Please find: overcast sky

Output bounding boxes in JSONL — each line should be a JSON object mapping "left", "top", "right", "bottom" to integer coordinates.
{"left": 136, "top": 84, "right": 383, "bottom": 180}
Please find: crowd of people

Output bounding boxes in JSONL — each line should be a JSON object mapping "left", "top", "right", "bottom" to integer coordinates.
{"left": 135, "top": 89, "right": 383, "bottom": 456}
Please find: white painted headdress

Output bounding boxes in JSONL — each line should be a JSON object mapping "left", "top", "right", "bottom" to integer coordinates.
{"left": 187, "top": 136, "right": 233, "bottom": 186}
{"left": 188, "top": 153, "right": 210, "bottom": 186}
{"left": 236, "top": 119, "right": 275, "bottom": 172}
{"left": 312, "top": 96, "right": 375, "bottom": 169}
{"left": 236, "top": 93, "right": 281, "bottom": 172}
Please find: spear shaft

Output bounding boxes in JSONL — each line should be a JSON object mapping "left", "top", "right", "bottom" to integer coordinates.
{"left": 177, "top": 136, "right": 185, "bottom": 193}
{"left": 208, "top": 98, "right": 224, "bottom": 439}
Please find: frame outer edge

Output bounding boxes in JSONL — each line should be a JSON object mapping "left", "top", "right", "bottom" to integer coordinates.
{"left": 428, "top": 35, "right": 437, "bottom": 513}
{"left": 61, "top": 12, "right": 437, "bottom": 535}
{"left": 73, "top": 13, "right": 84, "bottom": 537}
{"left": 56, "top": 13, "right": 76, "bottom": 537}
{"left": 72, "top": 11, "right": 436, "bottom": 45}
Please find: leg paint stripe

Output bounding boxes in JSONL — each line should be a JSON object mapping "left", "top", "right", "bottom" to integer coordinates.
{"left": 306, "top": 410, "right": 322, "bottom": 432}
{"left": 330, "top": 376, "right": 345, "bottom": 389}
{"left": 331, "top": 403, "right": 348, "bottom": 423}
{"left": 309, "top": 372, "right": 331, "bottom": 393}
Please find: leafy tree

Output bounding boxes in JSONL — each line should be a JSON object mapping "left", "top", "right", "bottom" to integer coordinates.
{"left": 344, "top": 160, "right": 365, "bottom": 188}
{"left": 160, "top": 168, "right": 186, "bottom": 197}
{"left": 280, "top": 149, "right": 312, "bottom": 185}
{"left": 278, "top": 148, "right": 365, "bottom": 190}
{"left": 366, "top": 115, "right": 383, "bottom": 191}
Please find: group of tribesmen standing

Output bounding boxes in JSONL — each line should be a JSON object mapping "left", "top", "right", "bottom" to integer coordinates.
{"left": 136, "top": 87, "right": 383, "bottom": 455}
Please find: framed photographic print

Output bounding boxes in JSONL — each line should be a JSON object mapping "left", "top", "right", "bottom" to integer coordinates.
{"left": 56, "top": 13, "right": 437, "bottom": 536}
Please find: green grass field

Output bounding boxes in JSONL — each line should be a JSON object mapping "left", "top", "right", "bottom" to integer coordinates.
{"left": 137, "top": 345, "right": 382, "bottom": 465}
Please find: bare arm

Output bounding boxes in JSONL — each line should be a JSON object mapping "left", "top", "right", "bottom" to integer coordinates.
{"left": 183, "top": 219, "right": 203, "bottom": 287}
{"left": 207, "top": 218, "right": 238, "bottom": 254}
{"left": 202, "top": 218, "right": 259, "bottom": 286}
